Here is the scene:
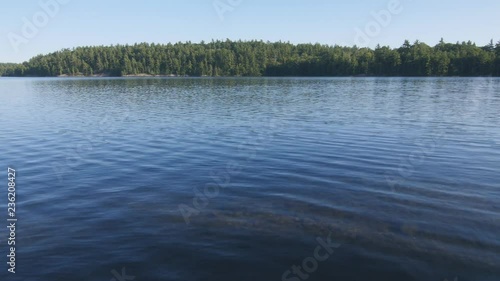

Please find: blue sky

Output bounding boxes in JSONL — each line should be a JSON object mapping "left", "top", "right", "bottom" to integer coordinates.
{"left": 0, "top": 0, "right": 499, "bottom": 62}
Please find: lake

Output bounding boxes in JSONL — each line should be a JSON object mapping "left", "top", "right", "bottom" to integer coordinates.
{"left": 1, "top": 77, "right": 499, "bottom": 281}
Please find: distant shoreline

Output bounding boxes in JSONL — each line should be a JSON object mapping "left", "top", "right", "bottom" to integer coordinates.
{"left": 57, "top": 73, "right": 191, "bottom": 78}
{"left": 0, "top": 73, "right": 494, "bottom": 78}
{"left": 1, "top": 39, "right": 499, "bottom": 77}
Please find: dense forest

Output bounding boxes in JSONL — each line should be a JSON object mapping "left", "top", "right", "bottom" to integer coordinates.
{"left": 1, "top": 39, "right": 500, "bottom": 77}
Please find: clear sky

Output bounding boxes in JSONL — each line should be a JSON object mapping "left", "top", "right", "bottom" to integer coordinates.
{"left": 0, "top": 0, "right": 499, "bottom": 63}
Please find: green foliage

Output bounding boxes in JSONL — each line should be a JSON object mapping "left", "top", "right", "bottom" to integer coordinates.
{"left": 2, "top": 39, "right": 499, "bottom": 77}
{"left": 0, "top": 63, "right": 24, "bottom": 76}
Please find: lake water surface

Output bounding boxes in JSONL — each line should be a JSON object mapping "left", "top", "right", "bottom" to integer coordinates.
{"left": 1, "top": 77, "right": 499, "bottom": 281}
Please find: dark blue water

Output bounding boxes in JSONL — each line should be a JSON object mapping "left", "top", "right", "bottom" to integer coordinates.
{"left": 1, "top": 77, "right": 499, "bottom": 281}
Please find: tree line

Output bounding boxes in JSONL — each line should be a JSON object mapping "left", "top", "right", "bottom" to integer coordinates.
{"left": 1, "top": 39, "right": 500, "bottom": 77}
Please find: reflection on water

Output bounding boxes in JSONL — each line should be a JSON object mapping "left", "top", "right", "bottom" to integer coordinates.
{"left": 0, "top": 77, "right": 499, "bottom": 281}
